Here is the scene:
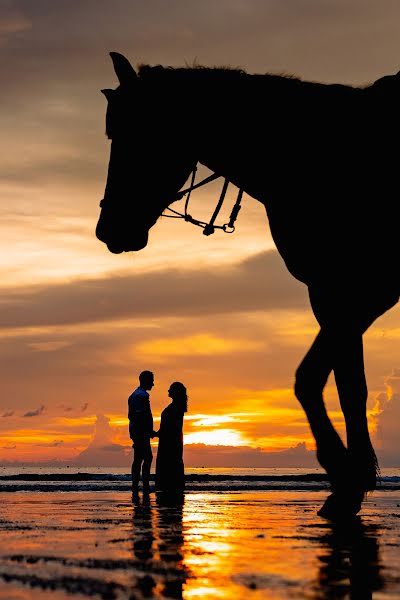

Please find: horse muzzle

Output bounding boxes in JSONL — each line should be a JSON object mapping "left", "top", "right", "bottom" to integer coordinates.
{"left": 96, "top": 210, "right": 149, "bottom": 253}
{"left": 106, "top": 237, "right": 148, "bottom": 253}
{"left": 101, "top": 231, "right": 149, "bottom": 253}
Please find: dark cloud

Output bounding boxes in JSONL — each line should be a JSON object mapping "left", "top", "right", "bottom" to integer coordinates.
{"left": 184, "top": 441, "right": 318, "bottom": 468}
{"left": 1, "top": 410, "right": 14, "bottom": 417}
{"left": 23, "top": 404, "right": 45, "bottom": 417}
{"left": 3, "top": 1, "right": 400, "bottom": 92}
{"left": 98, "top": 443, "right": 126, "bottom": 453}
{"left": 81, "top": 403, "right": 89, "bottom": 412}
{"left": 36, "top": 439, "right": 64, "bottom": 447}
{"left": 1, "top": 250, "right": 308, "bottom": 329}
{"left": 70, "top": 440, "right": 319, "bottom": 468}
{"left": 372, "top": 369, "right": 400, "bottom": 466}
{"left": 74, "top": 414, "right": 128, "bottom": 466}
{"left": 0, "top": 306, "right": 314, "bottom": 414}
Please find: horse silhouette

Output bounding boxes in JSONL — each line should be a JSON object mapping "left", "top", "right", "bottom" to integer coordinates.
{"left": 96, "top": 52, "right": 399, "bottom": 519}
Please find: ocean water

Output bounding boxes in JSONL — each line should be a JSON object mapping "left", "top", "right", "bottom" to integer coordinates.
{"left": 0, "top": 466, "right": 399, "bottom": 492}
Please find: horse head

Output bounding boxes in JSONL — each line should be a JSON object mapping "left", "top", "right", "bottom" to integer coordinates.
{"left": 96, "top": 53, "right": 197, "bottom": 253}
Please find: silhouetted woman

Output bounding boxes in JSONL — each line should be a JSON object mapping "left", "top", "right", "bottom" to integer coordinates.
{"left": 155, "top": 382, "right": 188, "bottom": 494}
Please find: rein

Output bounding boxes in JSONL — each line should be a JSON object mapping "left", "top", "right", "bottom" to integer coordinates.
{"left": 162, "top": 163, "right": 244, "bottom": 236}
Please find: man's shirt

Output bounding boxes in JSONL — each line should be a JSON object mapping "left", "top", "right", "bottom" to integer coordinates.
{"left": 128, "top": 386, "right": 154, "bottom": 439}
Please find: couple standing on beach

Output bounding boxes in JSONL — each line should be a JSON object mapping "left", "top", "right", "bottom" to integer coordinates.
{"left": 128, "top": 370, "right": 188, "bottom": 499}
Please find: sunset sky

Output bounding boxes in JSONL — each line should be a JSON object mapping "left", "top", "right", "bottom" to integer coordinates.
{"left": 1, "top": 0, "right": 400, "bottom": 467}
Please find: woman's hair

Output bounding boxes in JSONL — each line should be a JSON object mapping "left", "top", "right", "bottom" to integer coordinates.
{"left": 169, "top": 381, "right": 188, "bottom": 413}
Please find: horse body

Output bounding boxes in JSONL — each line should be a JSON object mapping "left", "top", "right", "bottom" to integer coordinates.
{"left": 96, "top": 53, "right": 399, "bottom": 518}
{"left": 184, "top": 69, "right": 396, "bottom": 288}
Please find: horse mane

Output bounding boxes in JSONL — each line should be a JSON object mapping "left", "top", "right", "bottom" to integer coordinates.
{"left": 138, "top": 63, "right": 249, "bottom": 77}
{"left": 134, "top": 63, "right": 374, "bottom": 105}
{"left": 136, "top": 63, "right": 400, "bottom": 97}
{"left": 137, "top": 63, "right": 304, "bottom": 87}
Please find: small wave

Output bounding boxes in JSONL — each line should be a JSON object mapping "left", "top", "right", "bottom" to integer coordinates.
{"left": 0, "top": 473, "right": 131, "bottom": 482}
{"left": 0, "top": 473, "right": 329, "bottom": 482}
{"left": 0, "top": 473, "right": 399, "bottom": 492}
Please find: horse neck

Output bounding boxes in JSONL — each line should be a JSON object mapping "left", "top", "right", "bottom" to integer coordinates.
{"left": 181, "top": 69, "right": 299, "bottom": 204}
{"left": 168, "top": 68, "right": 357, "bottom": 205}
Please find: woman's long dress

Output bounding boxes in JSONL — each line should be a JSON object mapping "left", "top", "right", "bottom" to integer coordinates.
{"left": 155, "top": 403, "right": 185, "bottom": 493}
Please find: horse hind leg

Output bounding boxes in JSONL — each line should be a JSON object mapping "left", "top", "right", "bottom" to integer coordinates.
{"left": 294, "top": 329, "right": 367, "bottom": 519}
{"left": 333, "top": 332, "right": 379, "bottom": 494}
{"left": 309, "top": 287, "right": 399, "bottom": 498}
{"left": 294, "top": 330, "right": 349, "bottom": 491}
{"left": 317, "top": 329, "right": 379, "bottom": 520}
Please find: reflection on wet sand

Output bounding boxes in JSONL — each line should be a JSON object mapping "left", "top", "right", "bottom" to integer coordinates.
{"left": 313, "top": 518, "right": 384, "bottom": 599}
{"left": 156, "top": 492, "right": 187, "bottom": 598}
{"left": 0, "top": 490, "right": 398, "bottom": 599}
{"left": 130, "top": 491, "right": 188, "bottom": 598}
{"left": 131, "top": 496, "right": 156, "bottom": 596}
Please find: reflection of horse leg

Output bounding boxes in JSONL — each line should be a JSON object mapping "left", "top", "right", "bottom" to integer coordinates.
{"left": 316, "top": 518, "right": 384, "bottom": 596}
{"left": 295, "top": 329, "right": 348, "bottom": 488}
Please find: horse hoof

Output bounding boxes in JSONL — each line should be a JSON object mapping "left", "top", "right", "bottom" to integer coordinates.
{"left": 317, "top": 491, "right": 364, "bottom": 520}
{"left": 316, "top": 442, "right": 349, "bottom": 489}
{"left": 317, "top": 445, "right": 379, "bottom": 494}
{"left": 349, "top": 449, "right": 379, "bottom": 492}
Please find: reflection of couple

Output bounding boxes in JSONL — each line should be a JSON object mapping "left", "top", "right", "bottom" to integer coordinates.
{"left": 128, "top": 370, "right": 187, "bottom": 499}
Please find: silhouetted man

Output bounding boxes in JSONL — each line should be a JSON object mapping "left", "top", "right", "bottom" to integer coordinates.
{"left": 128, "top": 370, "right": 155, "bottom": 498}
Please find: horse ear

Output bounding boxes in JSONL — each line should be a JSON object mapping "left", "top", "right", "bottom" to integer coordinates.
{"left": 110, "top": 52, "right": 137, "bottom": 86}
{"left": 101, "top": 89, "right": 114, "bottom": 101}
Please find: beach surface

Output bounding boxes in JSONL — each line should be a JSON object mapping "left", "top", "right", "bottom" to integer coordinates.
{"left": 0, "top": 489, "right": 399, "bottom": 599}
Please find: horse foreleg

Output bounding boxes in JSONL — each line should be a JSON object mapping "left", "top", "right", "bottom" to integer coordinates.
{"left": 294, "top": 329, "right": 348, "bottom": 488}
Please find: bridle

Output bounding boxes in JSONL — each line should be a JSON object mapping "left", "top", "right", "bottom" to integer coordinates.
{"left": 100, "top": 161, "right": 244, "bottom": 237}
{"left": 162, "top": 162, "right": 244, "bottom": 236}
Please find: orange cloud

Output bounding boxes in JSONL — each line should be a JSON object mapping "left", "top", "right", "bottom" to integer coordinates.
{"left": 137, "top": 333, "right": 264, "bottom": 357}
{"left": 29, "top": 341, "right": 71, "bottom": 352}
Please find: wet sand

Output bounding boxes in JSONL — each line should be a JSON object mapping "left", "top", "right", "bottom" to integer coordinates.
{"left": 0, "top": 490, "right": 399, "bottom": 599}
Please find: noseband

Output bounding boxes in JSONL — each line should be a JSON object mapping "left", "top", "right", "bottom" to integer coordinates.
{"left": 163, "top": 163, "right": 244, "bottom": 236}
